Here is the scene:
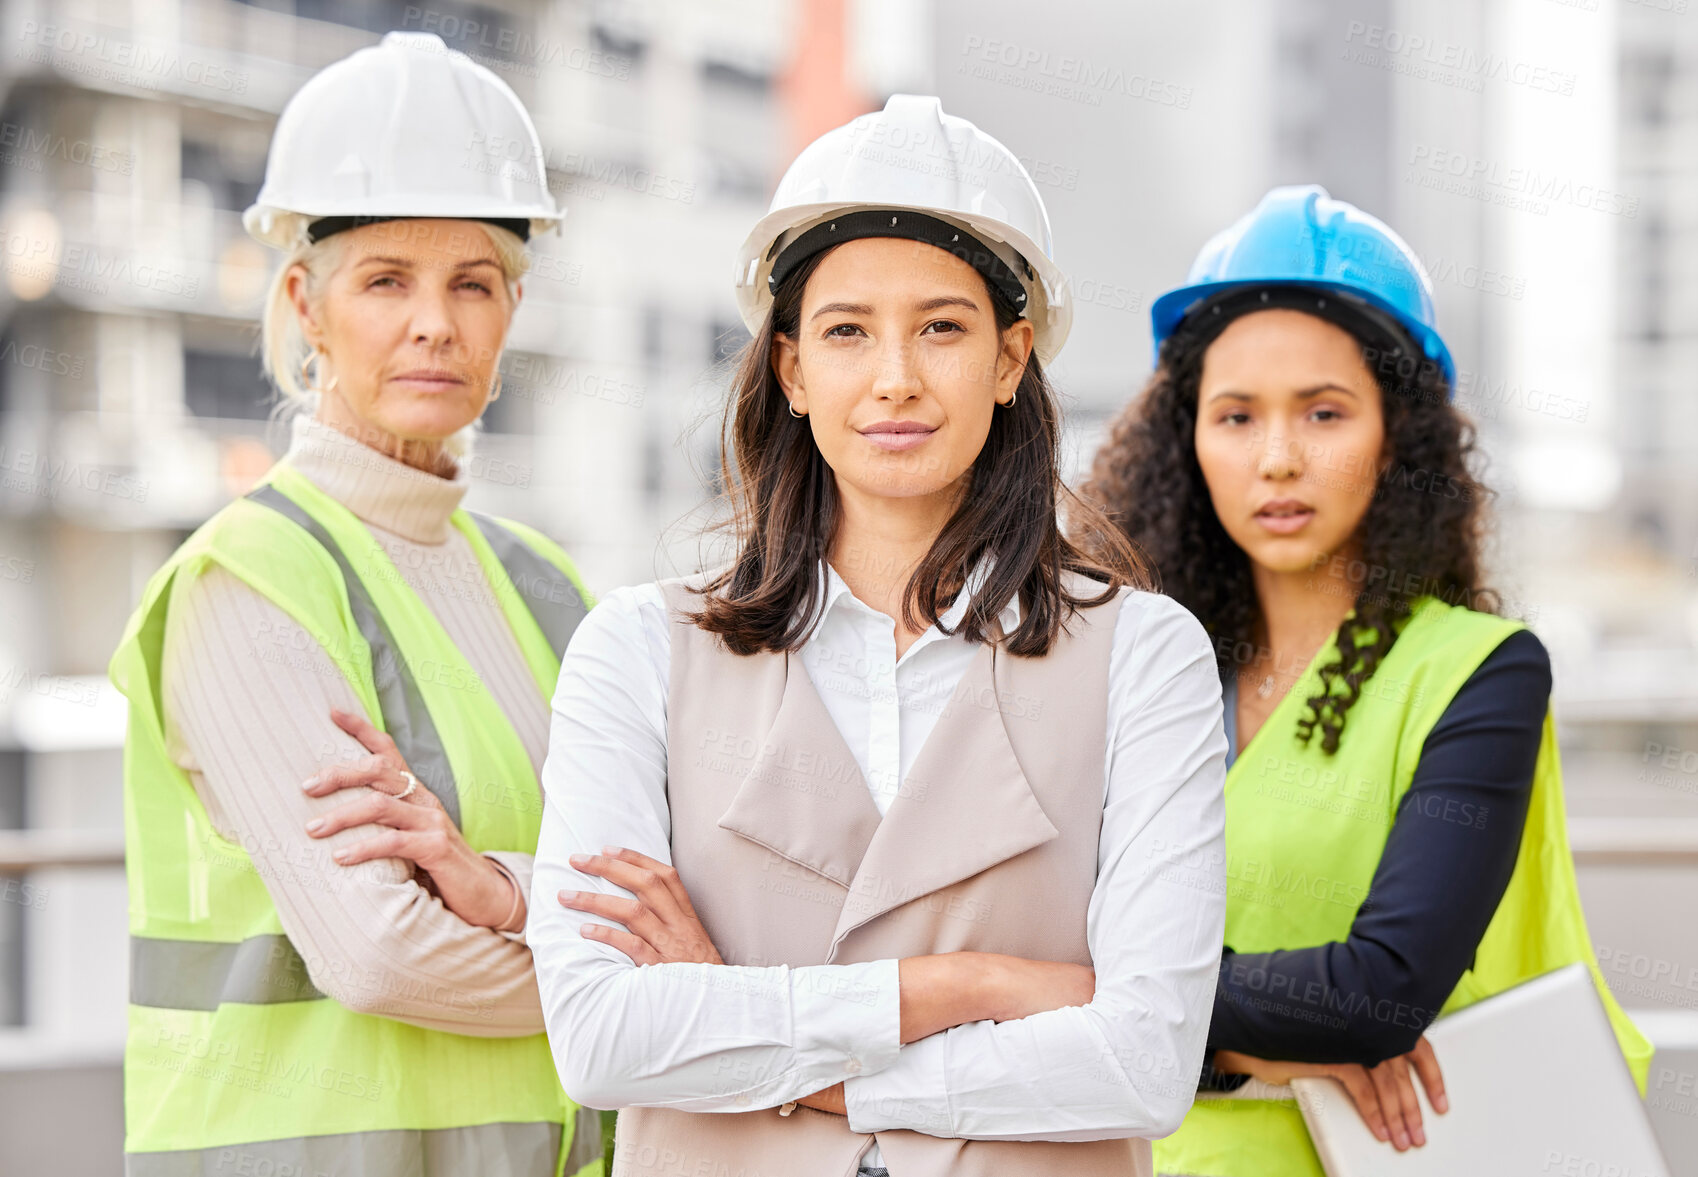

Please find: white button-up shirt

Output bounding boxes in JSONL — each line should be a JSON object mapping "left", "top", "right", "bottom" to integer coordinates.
{"left": 529, "top": 558, "right": 1228, "bottom": 1163}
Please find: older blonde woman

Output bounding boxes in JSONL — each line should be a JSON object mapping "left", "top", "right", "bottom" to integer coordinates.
{"left": 109, "top": 33, "right": 602, "bottom": 1177}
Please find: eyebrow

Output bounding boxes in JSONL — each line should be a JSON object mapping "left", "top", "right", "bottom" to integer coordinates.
{"left": 917, "top": 295, "right": 982, "bottom": 313}
{"left": 808, "top": 295, "right": 983, "bottom": 322}
{"left": 1205, "top": 382, "right": 1360, "bottom": 403}
{"left": 810, "top": 301, "right": 876, "bottom": 321}
{"left": 354, "top": 255, "right": 502, "bottom": 271}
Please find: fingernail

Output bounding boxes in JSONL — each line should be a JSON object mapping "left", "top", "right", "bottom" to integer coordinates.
{"left": 1434, "top": 1093, "right": 1449, "bottom": 1113}
{"left": 1412, "top": 1128, "right": 1425, "bottom": 1147}
{"left": 601, "top": 845, "right": 620, "bottom": 855}
{"left": 332, "top": 848, "right": 348, "bottom": 862}
{"left": 301, "top": 775, "right": 320, "bottom": 791}
{"left": 305, "top": 818, "right": 324, "bottom": 834}
{"left": 559, "top": 891, "right": 580, "bottom": 905}
{"left": 568, "top": 853, "right": 589, "bottom": 868}
{"left": 1394, "top": 1132, "right": 1409, "bottom": 1150}
{"left": 1372, "top": 1124, "right": 1387, "bottom": 1141}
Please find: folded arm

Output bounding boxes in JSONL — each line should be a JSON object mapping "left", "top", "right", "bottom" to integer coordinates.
{"left": 841, "top": 593, "right": 1230, "bottom": 1141}
{"left": 530, "top": 585, "right": 917, "bottom": 1110}
{"left": 161, "top": 564, "right": 544, "bottom": 1036}
{"left": 1205, "top": 629, "right": 1548, "bottom": 1069}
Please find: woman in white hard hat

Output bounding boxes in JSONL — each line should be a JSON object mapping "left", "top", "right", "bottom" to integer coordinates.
{"left": 527, "top": 95, "right": 1228, "bottom": 1177}
{"left": 110, "top": 32, "right": 603, "bottom": 1177}
{"left": 1085, "top": 186, "right": 1651, "bottom": 1177}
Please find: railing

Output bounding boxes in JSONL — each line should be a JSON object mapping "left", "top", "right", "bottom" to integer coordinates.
{"left": 1569, "top": 818, "right": 1698, "bottom": 863}
{"left": 0, "top": 829, "right": 125, "bottom": 871}
{"left": 4, "top": 818, "right": 1696, "bottom": 875}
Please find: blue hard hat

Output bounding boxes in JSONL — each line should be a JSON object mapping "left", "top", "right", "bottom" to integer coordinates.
{"left": 1149, "top": 185, "right": 1455, "bottom": 386}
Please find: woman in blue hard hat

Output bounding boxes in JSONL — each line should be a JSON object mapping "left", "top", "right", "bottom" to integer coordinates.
{"left": 109, "top": 33, "right": 603, "bottom": 1176}
{"left": 1084, "top": 185, "right": 1651, "bottom": 1177}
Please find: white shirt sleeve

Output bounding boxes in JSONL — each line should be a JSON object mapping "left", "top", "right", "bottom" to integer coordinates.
{"left": 841, "top": 592, "right": 1229, "bottom": 1141}
{"left": 528, "top": 584, "right": 902, "bottom": 1111}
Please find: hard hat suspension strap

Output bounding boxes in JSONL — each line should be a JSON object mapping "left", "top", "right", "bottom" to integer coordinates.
{"left": 767, "top": 209, "right": 1030, "bottom": 317}
{"left": 306, "top": 214, "right": 533, "bottom": 245}
{"left": 1173, "top": 284, "right": 1428, "bottom": 379}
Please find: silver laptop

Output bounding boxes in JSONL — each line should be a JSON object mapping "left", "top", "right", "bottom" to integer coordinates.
{"left": 1291, "top": 963, "right": 1669, "bottom": 1176}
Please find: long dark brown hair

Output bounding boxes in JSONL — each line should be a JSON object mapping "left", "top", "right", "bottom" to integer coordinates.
{"left": 1084, "top": 310, "right": 1497, "bottom": 752}
{"left": 687, "top": 245, "right": 1147, "bottom": 658}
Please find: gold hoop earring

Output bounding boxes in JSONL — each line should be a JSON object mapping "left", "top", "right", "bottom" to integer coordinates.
{"left": 788, "top": 401, "right": 805, "bottom": 418}
{"left": 300, "top": 349, "right": 338, "bottom": 395}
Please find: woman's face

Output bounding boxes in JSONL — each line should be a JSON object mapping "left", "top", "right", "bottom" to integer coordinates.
{"left": 771, "top": 237, "right": 1032, "bottom": 509}
{"left": 290, "top": 219, "right": 517, "bottom": 447}
{"left": 1193, "top": 308, "right": 1387, "bottom": 576}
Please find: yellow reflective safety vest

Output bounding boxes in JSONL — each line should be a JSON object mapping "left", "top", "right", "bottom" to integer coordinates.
{"left": 110, "top": 463, "right": 604, "bottom": 1177}
{"left": 1155, "top": 598, "right": 1652, "bottom": 1177}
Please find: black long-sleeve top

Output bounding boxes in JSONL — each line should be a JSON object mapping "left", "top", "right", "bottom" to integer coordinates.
{"left": 1200, "top": 629, "right": 1548, "bottom": 1090}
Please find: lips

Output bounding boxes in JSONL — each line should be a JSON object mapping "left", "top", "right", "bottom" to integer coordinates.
{"left": 391, "top": 369, "right": 467, "bottom": 390}
{"left": 1254, "top": 499, "right": 1315, "bottom": 535}
{"left": 859, "top": 420, "right": 938, "bottom": 452}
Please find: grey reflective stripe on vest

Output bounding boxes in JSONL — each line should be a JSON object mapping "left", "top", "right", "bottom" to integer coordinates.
{"left": 466, "top": 511, "right": 590, "bottom": 661}
{"left": 131, "top": 934, "right": 324, "bottom": 1009}
{"left": 566, "top": 1105, "right": 604, "bottom": 1174}
{"left": 246, "top": 484, "right": 461, "bottom": 828}
{"left": 126, "top": 1121, "right": 566, "bottom": 1177}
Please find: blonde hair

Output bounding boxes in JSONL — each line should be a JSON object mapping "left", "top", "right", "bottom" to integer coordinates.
{"left": 259, "top": 220, "right": 531, "bottom": 458}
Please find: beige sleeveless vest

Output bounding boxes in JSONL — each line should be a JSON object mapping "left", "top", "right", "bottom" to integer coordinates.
{"left": 611, "top": 574, "right": 1153, "bottom": 1177}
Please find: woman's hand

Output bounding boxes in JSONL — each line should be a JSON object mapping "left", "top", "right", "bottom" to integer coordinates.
{"left": 894, "top": 952, "right": 1095, "bottom": 1043}
{"left": 794, "top": 1084, "right": 847, "bottom": 1116}
{"left": 303, "top": 708, "right": 521, "bottom": 929}
{"left": 787, "top": 955, "right": 1095, "bottom": 1117}
{"left": 559, "top": 847, "right": 724, "bottom": 965}
{"left": 1212, "top": 1037, "right": 1447, "bottom": 1151}
{"left": 981, "top": 956, "right": 1096, "bottom": 1022}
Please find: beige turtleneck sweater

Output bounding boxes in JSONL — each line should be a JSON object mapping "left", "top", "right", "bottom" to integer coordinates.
{"left": 159, "top": 414, "right": 560, "bottom": 1036}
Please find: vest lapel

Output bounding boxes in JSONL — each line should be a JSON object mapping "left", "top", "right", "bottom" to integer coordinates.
{"left": 715, "top": 649, "right": 883, "bottom": 888}
{"left": 827, "top": 635, "right": 1061, "bottom": 958}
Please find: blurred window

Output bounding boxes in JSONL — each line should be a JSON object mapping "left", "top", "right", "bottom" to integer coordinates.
{"left": 184, "top": 348, "right": 273, "bottom": 422}
{"left": 698, "top": 58, "right": 775, "bottom": 201}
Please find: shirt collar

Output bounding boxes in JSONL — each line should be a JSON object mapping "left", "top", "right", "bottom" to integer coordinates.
{"left": 806, "top": 550, "right": 1021, "bottom": 642}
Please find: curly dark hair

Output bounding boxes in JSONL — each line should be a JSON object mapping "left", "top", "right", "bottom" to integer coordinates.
{"left": 1083, "top": 308, "right": 1498, "bottom": 753}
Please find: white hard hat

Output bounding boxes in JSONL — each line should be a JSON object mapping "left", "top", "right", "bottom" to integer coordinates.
{"left": 243, "top": 31, "right": 562, "bottom": 250}
{"left": 734, "top": 94, "right": 1072, "bottom": 363}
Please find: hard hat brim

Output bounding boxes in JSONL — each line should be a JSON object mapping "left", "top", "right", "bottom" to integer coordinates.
{"left": 243, "top": 202, "right": 564, "bottom": 252}
{"left": 734, "top": 201, "right": 1073, "bottom": 366}
{"left": 1151, "top": 278, "right": 1456, "bottom": 387}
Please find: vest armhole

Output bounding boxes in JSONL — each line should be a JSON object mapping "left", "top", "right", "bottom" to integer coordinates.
{"left": 479, "top": 515, "right": 596, "bottom": 610}
{"left": 193, "top": 497, "right": 379, "bottom": 713}
{"left": 1391, "top": 603, "right": 1531, "bottom": 789}
{"left": 211, "top": 497, "right": 359, "bottom": 638}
